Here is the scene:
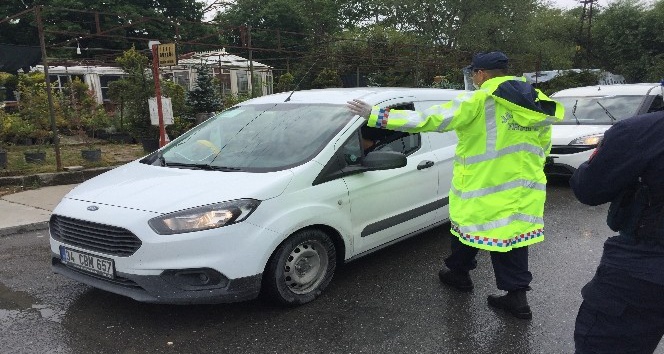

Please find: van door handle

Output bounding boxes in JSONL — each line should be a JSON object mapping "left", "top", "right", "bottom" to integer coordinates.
{"left": 417, "top": 160, "right": 434, "bottom": 170}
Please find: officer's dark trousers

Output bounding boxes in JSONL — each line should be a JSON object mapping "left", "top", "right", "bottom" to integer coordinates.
{"left": 444, "top": 236, "right": 532, "bottom": 291}
{"left": 574, "top": 265, "right": 664, "bottom": 354}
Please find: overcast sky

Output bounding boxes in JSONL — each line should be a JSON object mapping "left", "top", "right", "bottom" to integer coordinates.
{"left": 203, "top": 0, "right": 652, "bottom": 19}
{"left": 550, "top": 0, "right": 583, "bottom": 8}
{"left": 550, "top": 0, "right": 656, "bottom": 8}
{"left": 550, "top": 0, "right": 602, "bottom": 9}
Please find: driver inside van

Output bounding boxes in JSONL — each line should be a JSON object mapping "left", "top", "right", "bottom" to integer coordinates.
{"left": 361, "top": 126, "right": 385, "bottom": 154}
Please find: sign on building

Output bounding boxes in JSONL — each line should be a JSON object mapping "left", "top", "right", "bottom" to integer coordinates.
{"left": 148, "top": 97, "right": 174, "bottom": 125}
{"left": 158, "top": 43, "right": 177, "bottom": 66}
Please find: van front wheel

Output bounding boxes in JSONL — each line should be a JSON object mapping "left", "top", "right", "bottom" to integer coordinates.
{"left": 262, "top": 229, "right": 336, "bottom": 306}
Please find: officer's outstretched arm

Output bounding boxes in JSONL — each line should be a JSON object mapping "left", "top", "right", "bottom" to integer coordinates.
{"left": 365, "top": 91, "right": 481, "bottom": 133}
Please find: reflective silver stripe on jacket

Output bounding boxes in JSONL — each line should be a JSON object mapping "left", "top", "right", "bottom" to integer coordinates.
{"left": 458, "top": 214, "right": 545, "bottom": 233}
{"left": 485, "top": 98, "right": 497, "bottom": 151}
{"left": 530, "top": 116, "right": 560, "bottom": 127}
{"left": 451, "top": 179, "right": 546, "bottom": 199}
{"left": 455, "top": 143, "right": 546, "bottom": 164}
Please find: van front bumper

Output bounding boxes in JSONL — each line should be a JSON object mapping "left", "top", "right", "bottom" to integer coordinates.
{"left": 52, "top": 254, "right": 262, "bottom": 304}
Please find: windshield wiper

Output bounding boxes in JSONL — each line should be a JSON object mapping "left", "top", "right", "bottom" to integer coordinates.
{"left": 164, "top": 162, "right": 243, "bottom": 171}
{"left": 209, "top": 166, "right": 244, "bottom": 171}
{"left": 596, "top": 102, "right": 617, "bottom": 124}
{"left": 572, "top": 99, "right": 580, "bottom": 125}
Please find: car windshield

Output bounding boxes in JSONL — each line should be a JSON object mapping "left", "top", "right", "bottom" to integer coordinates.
{"left": 554, "top": 95, "right": 644, "bottom": 125}
{"left": 158, "top": 103, "right": 351, "bottom": 172}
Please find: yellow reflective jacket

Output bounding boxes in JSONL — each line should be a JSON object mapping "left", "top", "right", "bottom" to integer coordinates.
{"left": 366, "top": 76, "right": 564, "bottom": 252}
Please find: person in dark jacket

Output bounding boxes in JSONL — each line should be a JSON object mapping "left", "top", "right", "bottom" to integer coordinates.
{"left": 570, "top": 108, "right": 664, "bottom": 353}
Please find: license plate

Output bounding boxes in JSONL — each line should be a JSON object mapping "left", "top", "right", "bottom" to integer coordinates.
{"left": 59, "top": 246, "right": 115, "bottom": 279}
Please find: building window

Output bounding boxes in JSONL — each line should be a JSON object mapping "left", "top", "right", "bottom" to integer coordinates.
{"left": 213, "top": 68, "right": 231, "bottom": 96}
{"left": 48, "top": 74, "right": 84, "bottom": 93}
{"left": 266, "top": 73, "right": 273, "bottom": 95}
{"left": 236, "top": 70, "right": 248, "bottom": 93}
{"left": 99, "top": 75, "right": 122, "bottom": 101}
{"left": 173, "top": 71, "right": 191, "bottom": 90}
{"left": 252, "top": 74, "right": 263, "bottom": 97}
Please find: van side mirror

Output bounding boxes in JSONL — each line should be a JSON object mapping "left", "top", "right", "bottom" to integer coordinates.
{"left": 362, "top": 151, "right": 407, "bottom": 170}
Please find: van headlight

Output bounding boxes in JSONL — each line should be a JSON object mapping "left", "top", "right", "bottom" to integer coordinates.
{"left": 569, "top": 134, "right": 603, "bottom": 146}
{"left": 148, "top": 199, "right": 260, "bottom": 235}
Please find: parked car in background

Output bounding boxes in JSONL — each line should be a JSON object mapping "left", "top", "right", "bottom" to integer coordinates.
{"left": 546, "top": 83, "right": 664, "bottom": 177}
{"left": 49, "top": 87, "right": 463, "bottom": 306}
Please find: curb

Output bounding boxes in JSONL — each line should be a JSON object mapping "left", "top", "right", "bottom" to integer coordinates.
{"left": 0, "top": 166, "right": 117, "bottom": 188}
{"left": 0, "top": 166, "right": 121, "bottom": 237}
{"left": 0, "top": 221, "right": 49, "bottom": 237}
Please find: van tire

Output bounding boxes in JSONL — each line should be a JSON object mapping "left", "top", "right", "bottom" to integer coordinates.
{"left": 262, "top": 229, "right": 336, "bottom": 306}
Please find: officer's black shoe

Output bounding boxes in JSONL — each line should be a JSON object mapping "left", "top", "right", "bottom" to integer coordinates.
{"left": 487, "top": 290, "right": 532, "bottom": 320}
{"left": 438, "top": 268, "right": 473, "bottom": 292}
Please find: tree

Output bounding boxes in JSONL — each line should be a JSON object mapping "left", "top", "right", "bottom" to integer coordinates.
{"left": 311, "top": 68, "right": 343, "bottom": 89}
{"left": 0, "top": 1, "right": 213, "bottom": 59}
{"left": 187, "top": 65, "right": 221, "bottom": 114}
{"left": 275, "top": 73, "right": 295, "bottom": 93}
{"left": 214, "top": 0, "right": 343, "bottom": 73}
{"left": 591, "top": 0, "right": 664, "bottom": 82}
{"left": 109, "top": 47, "right": 154, "bottom": 139}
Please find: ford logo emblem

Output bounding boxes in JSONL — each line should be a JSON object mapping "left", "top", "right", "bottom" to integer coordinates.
{"left": 87, "top": 206, "right": 99, "bottom": 211}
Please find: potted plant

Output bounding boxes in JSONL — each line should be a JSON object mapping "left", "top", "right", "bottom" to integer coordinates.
{"left": 24, "top": 128, "right": 49, "bottom": 163}
{"left": 79, "top": 107, "right": 110, "bottom": 162}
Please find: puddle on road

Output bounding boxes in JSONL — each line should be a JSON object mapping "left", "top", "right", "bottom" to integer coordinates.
{"left": 0, "top": 282, "right": 34, "bottom": 310}
{"left": 0, "top": 282, "right": 65, "bottom": 323}
{"left": 32, "top": 304, "right": 65, "bottom": 323}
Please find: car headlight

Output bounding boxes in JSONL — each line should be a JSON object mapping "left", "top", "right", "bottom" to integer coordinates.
{"left": 569, "top": 134, "right": 603, "bottom": 146}
{"left": 148, "top": 199, "right": 260, "bottom": 235}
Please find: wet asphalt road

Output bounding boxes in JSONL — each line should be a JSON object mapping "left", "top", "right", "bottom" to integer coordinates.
{"left": 1, "top": 182, "right": 663, "bottom": 354}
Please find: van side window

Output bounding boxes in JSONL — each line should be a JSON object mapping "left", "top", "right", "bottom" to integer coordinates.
{"left": 647, "top": 95, "right": 663, "bottom": 113}
{"left": 360, "top": 102, "right": 421, "bottom": 156}
{"left": 341, "top": 131, "right": 363, "bottom": 166}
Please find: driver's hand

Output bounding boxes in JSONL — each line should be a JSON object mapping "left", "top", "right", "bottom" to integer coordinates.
{"left": 346, "top": 99, "right": 372, "bottom": 119}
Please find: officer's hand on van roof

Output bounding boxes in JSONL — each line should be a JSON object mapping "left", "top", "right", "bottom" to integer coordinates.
{"left": 346, "top": 99, "right": 372, "bottom": 119}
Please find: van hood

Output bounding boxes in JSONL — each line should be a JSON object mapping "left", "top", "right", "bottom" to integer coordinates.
{"left": 64, "top": 161, "right": 294, "bottom": 213}
{"left": 551, "top": 125, "right": 610, "bottom": 145}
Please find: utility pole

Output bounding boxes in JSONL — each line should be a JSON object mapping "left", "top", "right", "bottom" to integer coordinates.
{"left": 575, "top": 0, "right": 598, "bottom": 68}
{"left": 150, "top": 42, "right": 167, "bottom": 148}
{"left": 35, "top": 6, "right": 62, "bottom": 171}
{"left": 248, "top": 25, "right": 254, "bottom": 98}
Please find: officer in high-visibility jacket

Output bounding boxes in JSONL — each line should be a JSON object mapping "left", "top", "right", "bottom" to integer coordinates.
{"left": 347, "top": 51, "right": 564, "bottom": 319}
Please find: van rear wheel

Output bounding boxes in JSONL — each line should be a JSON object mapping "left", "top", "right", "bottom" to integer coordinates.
{"left": 262, "top": 229, "right": 336, "bottom": 305}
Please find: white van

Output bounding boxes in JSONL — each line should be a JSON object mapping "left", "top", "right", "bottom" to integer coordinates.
{"left": 547, "top": 83, "right": 664, "bottom": 177}
{"left": 49, "top": 87, "right": 463, "bottom": 306}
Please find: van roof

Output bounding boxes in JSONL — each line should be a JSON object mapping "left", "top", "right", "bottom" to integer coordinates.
{"left": 552, "top": 83, "right": 661, "bottom": 97}
{"left": 239, "top": 87, "right": 465, "bottom": 106}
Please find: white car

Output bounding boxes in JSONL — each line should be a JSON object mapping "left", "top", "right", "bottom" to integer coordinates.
{"left": 49, "top": 87, "right": 463, "bottom": 305}
{"left": 546, "top": 83, "right": 664, "bottom": 177}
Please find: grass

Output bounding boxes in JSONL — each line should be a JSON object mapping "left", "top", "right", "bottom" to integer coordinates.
{"left": 0, "top": 136, "right": 147, "bottom": 177}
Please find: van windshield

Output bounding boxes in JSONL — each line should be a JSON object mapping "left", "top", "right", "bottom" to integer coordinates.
{"left": 158, "top": 103, "right": 351, "bottom": 172}
{"left": 554, "top": 96, "right": 644, "bottom": 125}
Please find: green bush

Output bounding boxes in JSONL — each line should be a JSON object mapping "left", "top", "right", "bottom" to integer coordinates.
{"left": 222, "top": 93, "right": 250, "bottom": 108}
{"left": 311, "top": 68, "right": 342, "bottom": 89}
{"left": 276, "top": 72, "right": 295, "bottom": 93}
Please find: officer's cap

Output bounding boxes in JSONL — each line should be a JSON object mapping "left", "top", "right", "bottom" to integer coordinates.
{"left": 466, "top": 51, "right": 509, "bottom": 71}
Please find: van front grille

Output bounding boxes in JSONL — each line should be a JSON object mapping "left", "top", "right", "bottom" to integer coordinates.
{"left": 50, "top": 215, "right": 141, "bottom": 257}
